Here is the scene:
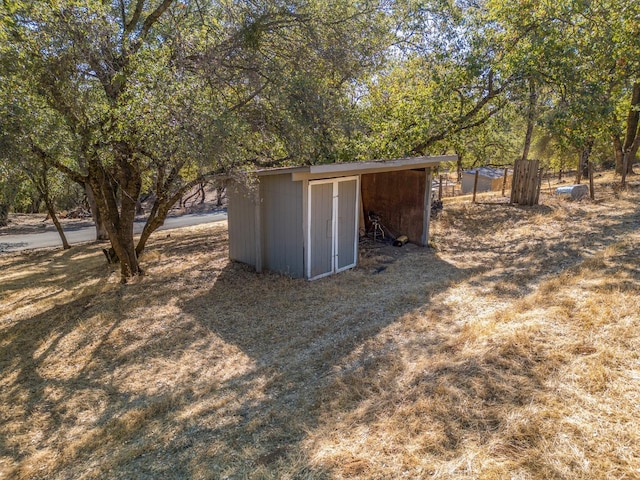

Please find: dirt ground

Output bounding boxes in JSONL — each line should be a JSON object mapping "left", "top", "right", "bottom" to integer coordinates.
{"left": 0, "top": 171, "right": 639, "bottom": 479}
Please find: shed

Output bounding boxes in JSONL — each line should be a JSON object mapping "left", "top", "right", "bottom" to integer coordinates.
{"left": 227, "top": 155, "right": 454, "bottom": 280}
{"left": 461, "top": 167, "right": 511, "bottom": 194}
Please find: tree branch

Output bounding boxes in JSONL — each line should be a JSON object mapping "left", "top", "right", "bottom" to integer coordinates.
{"left": 31, "top": 143, "right": 88, "bottom": 186}
{"left": 411, "top": 75, "right": 515, "bottom": 155}
{"left": 139, "top": 0, "right": 175, "bottom": 41}
{"left": 119, "top": 0, "right": 127, "bottom": 28}
{"left": 125, "top": 0, "right": 146, "bottom": 34}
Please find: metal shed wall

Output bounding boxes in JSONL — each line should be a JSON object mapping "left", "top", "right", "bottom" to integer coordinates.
{"left": 227, "top": 182, "right": 257, "bottom": 267}
{"left": 227, "top": 156, "right": 450, "bottom": 279}
{"left": 260, "top": 174, "right": 305, "bottom": 277}
{"left": 461, "top": 169, "right": 507, "bottom": 194}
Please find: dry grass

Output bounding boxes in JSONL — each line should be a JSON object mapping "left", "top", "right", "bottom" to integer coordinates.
{"left": 1, "top": 172, "right": 639, "bottom": 479}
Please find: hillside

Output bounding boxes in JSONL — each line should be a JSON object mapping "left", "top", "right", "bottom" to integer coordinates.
{"left": 1, "top": 173, "right": 639, "bottom": 479}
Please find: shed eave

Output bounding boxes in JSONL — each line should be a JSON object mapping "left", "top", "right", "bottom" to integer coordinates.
{"left": 290, "top": 155, "right": 456, "bottom": 181}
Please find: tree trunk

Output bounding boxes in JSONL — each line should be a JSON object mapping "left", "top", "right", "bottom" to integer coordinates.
{"left": 85, "top": 183, "right": 109, "bottom": 241}
{"left": 0, "top": 204, "right": 8, "bottom": 227}
{"left": 521, "top": 77, "right": 538, "bottom": 163}
{"left": 135, "top": 200, "right": 171, "bottom": 257}
{"left": 88, "top": 150, "right": 143, "bottom": 283}
{"left": 615, "top": 82, "right": 640, "bottom": 178}
{"left": 576, "top": 138, "right": 593, "bottom": 184}
{"left": 136, "top": 172, "right": 226, "bottom": 257}
{"left": 44, "top": 198, "right": 71, "bottom": 250}
{"left": 613, "top": 135, "right": 624, "bottom": 174}
{"left": 198, "top": 182, "right": 206, "bottom": 204}
{"left": 622, "top": 145, "right": 639, "bottom": 186}
{"left": 216, "top": 185, "right": 225, "bottom": 207}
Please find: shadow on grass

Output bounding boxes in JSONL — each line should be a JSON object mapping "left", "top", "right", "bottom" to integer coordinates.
{"left": 0, "top": 191, "right": 639, "bottom": 478}
{"left": 437, "top": 194, "right": 640, "bottom": 298}
{"left": 0, "top": 230, "right": 468, "bottom": 478}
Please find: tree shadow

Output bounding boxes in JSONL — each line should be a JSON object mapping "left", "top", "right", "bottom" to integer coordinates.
{"left": 1, "top": 192, "right": 638, "bottom": 478}
{"left": 169, "top": 249, "right": 467, "bottom": 477}
{"left": 436, "top": 197, "right": 640, "bottom": 300}
{"left": 0, "top": 235, "right": 469, "bottom": 478}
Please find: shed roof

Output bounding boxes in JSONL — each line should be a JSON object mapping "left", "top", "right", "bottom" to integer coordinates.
{"left": 255, "top": 155, "right": 456, "bottom": 181}
{"left": 463, "top": 166, "right": 507, "bottom": 179}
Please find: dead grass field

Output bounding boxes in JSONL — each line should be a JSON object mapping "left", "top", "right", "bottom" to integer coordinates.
{"left": 1, "top": 172, "right": 639, "bottom": 479}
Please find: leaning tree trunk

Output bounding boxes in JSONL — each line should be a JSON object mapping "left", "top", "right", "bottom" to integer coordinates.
{"left": 622, "top": 142, "right": 640, "bottom": 186}
{"left": 44, "top": 197, "right": 71, "bottom": 250}
{"left": 24, "top": 162, "right": 71, "bottom": 250}
{"left": 135, "top": 172, "right": 226, "bottom": 257}
{"left": 135, "top": 199, "right": 171, "bottom": 257}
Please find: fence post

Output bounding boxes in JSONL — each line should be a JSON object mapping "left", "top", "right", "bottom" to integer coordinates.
{"left": 501, "top": 167, "right": 508, "bottom": 196}
{"left": 511, "top": 159, "right": 542, "bottom": 206}
{"left": 534, "top": 167, "right": 543, "bottom": 205}
{"left": 589, "top": 162, "right": 595, "bottom": 200}
{"left": 472, "top": 170, "right": 479, "bottom": 203}
{"left": 438, "top": 175, "right": 443, "bottom": 200}
{"left": 509, "top": 161, "right": 518, "bottom": 204}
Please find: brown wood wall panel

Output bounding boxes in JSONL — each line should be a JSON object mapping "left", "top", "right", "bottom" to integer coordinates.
{"left": 361, "top": 170, "right": 426, "bottom": 244}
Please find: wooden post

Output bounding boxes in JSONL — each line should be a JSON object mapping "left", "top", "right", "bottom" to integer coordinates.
{"left": 509, "top": 160, "right": 518, "bottom": 204}
{"left": 501, "top": 168, "right": 508, "bottom": 196}
{"left": 534, "top": 167, "right": 543, "bottom": 205}
{"left": 438, "top": 175, "right": 443, "bottom": 200}
{"left": 472, "top": 170, "right": 479, "bottom": 203}
{"left": 422, "top": 168, "right": 433, "bottom": 246}
{"left": 588, "top": 162, "right": 595, "bottom": 200}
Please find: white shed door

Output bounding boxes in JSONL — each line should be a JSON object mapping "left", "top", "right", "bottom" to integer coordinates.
{"left": 308, "top": 177, "right": 359, "bottom": 280}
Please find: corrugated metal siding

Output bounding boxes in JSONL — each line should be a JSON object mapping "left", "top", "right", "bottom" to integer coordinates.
{"left": 461, "top": 171, "right": 504, "bottom": 193}
{"left": 227, "top": 182, "right": 257, "bottom": 267}
{"left": 260, "top": 174, "right": 304, "bottom": 277}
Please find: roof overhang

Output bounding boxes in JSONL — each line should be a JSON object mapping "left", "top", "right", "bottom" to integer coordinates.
{"left": 254, "top": 155, "right": 457, "bottom": 182}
